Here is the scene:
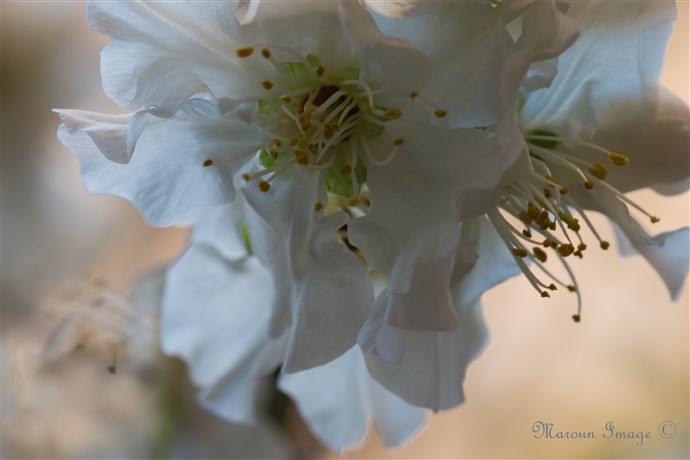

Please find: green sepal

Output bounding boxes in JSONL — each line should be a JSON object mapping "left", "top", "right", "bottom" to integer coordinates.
{"left": 527, "top": 129, "right": 559, "bottom": 150}
{"left": 307, "top": 54, "right": 321, "bottom": 68}
{"left": 240, "top": 222, "right": 254, "bottom": 256}
{"left": 323, "top": 152, "right": 368, "bottom": 198}
{"left": 338, "top": 67, "right": 360, "bottom": 82}
{"left": 259, "top": 148, "right": 276, "bottom": 168}
{"left": 283, "top": 61, "right": 311, "bottom": 86}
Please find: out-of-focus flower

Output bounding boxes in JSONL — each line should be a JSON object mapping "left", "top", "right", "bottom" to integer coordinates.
{"left": 2, "top": 271, "right": 299, "bottom": 459}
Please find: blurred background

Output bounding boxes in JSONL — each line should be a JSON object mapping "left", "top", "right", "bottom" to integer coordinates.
{"left": 1, "top": 2, "right": 688, "bottom": 458}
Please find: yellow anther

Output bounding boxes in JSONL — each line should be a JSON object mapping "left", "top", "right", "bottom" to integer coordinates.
{"left": 296, "top": 153, "right": 309, "bottom": 165}
{"left": 577, "top": 243, "right": 587, "bottom": 251}
{"left": 262, "top": 80, "right": 274, "bottom": 90}
{"left": 588, "top": 162, "right": 608, "bottom": 180}
{"left": 340, "top": 164, "right": 353, "bottom": 175}
{"left": 548, "top": 283, "right": 557, "bottom": 291}
{"left": 567, "top": 285, "right": 577, "bottom": 292}
{"left": 434, "top": 109, "right": 447, "bottom": 118}
{"left": 347, "top": 198, "right": 360, "bottom": 207}
{"left": 650, "top": 216, "right": 660, "bottom": 223}
{"left": 522, "top": 229, "right": 532, "bottom": 238}
{"left": 512, "top": 248, "right": 529, "bottom": 258}
{"left": 559, "top": 186, "right": 569, "bottom": 195}
{"left": 258, "top": 181, "right": 271, "bottom": 192}
{"left": 409, "top": 91, "right": 419, "bottom": 99}
{"left": 270, "top": 150, "right": 279, "bottom": 160}
{"left": 383, "top": 108, "right": 403, "bottom": 119}
{"left": 316, "top": 65, "right": 325, "bottom": 77}
{"left": 558, "top": 244, "right": 575, "bottom": 257}
{"left": 242, "top": 173, "right": 250, "bottom": 182}
{"left": 572, "top": 314, "right": 581, "bottom": 323}
{"left": 584, "top": 180, "right": 595, "bottom": 190}
{"left": 393, "top": 137, "right": 405, "bottom": 146}
{"left": 541, "top": 291, "right": 550, "bottom": 298}
{"left": 281, "top": 95, "right": 293, "bottom": 103}
{"left": 261, "top": 48, "right": 271, "bottom": 59}
{"left": 609, "top": 152, "right": 629, "bottom": 166}
{"left": 549, "top": 222, "right": 557, "bottom": 231}
{"left": 273, "top": 139, "right": 282, "bottom": 147}
{"left": 236, "top": 47, "right": 254, "bottom": 58}
{"left": 543, "top": 239, "right": 553, "bottom": 248}
{"left": 314, "top": 202, "right": 323, "bottom": 212}
{"left": 600, "top": 241, "right": 610, "bottom": 250}
{"left": 533, "top": 247, "right": 548, "bottom": 263}
{"left": 202, "top": 159, "right": 213, "bottom": 167}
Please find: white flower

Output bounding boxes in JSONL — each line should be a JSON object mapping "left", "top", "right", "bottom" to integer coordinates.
{"left": 161, "top": 204, "right": 428, "bottom": 451}
{"left": 484, "top": 1, "right": 690, "bottom": 314}
{"left": 57, "top": 0, "right": 523, "bottom": 373}
{"left": 355, "top": 0, "right": 689, "bottom": 412}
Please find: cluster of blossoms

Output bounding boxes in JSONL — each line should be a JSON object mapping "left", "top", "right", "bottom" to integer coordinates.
{"left": 58, "top": 0, "right": 688, "bottom": 451}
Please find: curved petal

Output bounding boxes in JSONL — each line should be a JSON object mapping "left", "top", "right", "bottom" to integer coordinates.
{"left": 57, "top": 117, "right": 264, "bottom": 226}
{"left": 337, "top": 1, "right": 431, "bottom": 94}
{"left": 242, "top": 165, "right": 374, "bottom": 372}
{"left": 520, "top": 0, "right": 676, "bottom": 136}
{"left": 590, "top": 188, "right": 690, "bottom": 300}
{"left": 615, "top": 225, "right": 689, "bottom": 301}
{"left": 350, "top": 122, "right": 509, "bottom": 335}
{"left": 279, "top": 347, "right": 428, "bottom": 452}
{"left": 590, "top": 88, "right": 690, "bottom": 195}
{"left": 374, "top": 2, "right": 516, "bottom": 127}
{"left": 361, "top": 216, "right": 519, "bottom": 410}
{"left": 88, "top": 1, "right": 259, "bottom": 111}
{"left": 160, "top": 244, "right": 286, "bottom": 424}
{"left": 54, "top": 110, "right": 134, "bottom": 164}
{"left": 192, "top": 201, "right": 250, "bottom": 262}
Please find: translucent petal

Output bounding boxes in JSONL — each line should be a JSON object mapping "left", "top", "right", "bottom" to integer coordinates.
{"left": 279, "top": 347, "right": 428, "bottom": 452}
{"left": 161, "top": 245, "right": 286, "bottom": 423}
{"left": 242, "top": 165, "right": 374, "bottom": 372}
{"left": 57, "top": 117, "right": 264, "bottom": 226}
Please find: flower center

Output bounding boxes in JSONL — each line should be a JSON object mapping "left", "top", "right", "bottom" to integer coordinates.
{"left": 488, "top": 130, "right": 660, "bottom": 322}
{"left": 233, "top": 47, "right": 404, "bottom": 201}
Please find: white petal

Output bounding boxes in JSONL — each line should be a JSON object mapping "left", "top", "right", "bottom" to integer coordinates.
{"left": 363, "top": 299, "right": 487, "bottom": 412}
{"left": 361, "top": 217, "right": 519, "bottom": 410}
{"left": 236, "top": 0, "right": 335, "bottom": 24}
{"left": 57, "top": 117, "right": 264, "bottom": 226}
{"left": 88, "top": 1, "right": 259, "bottom": 110}
{"left": 520, "top": 0, "right": 676, "bottom": 136}
{"left": 374, "top": 2, "right": 516, "bottom": 127}
{"left": 350, "top": 123, "right": 511, "bottom": 334}
{"left": 54, "top": 109, "right": 133, "bottom": 164}
{"left": 590, "top": 189, "right": 689, "bottom": 300}
{"left": 192, "top": 201, "right": 250, "bottom": 262}
{"left": 161, "top": 245, "right": 286, "bottom": 424}
{"left": 279, "top": 347, "right": 428, "bottom": 452}
{"left": 616, "top": 226, "right": 689, "bottom": 301}
{"left": 590, "top": 88, "right": 690, "bottom": 195}
{"left": 242, "top": 166, "right": 374, "bottom": 372}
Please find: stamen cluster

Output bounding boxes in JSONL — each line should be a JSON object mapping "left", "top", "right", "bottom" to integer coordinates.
{"left": 489, "top": 131, "right": 661, "bottom": 322}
